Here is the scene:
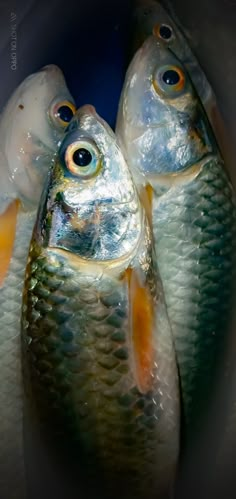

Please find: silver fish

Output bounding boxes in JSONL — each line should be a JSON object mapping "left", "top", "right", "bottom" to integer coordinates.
{"left": 0, "top": 65, "right": 76, "bottom": 498}
{"left": 21, "top": 105, "right": 180, "bottom": 499}
{"left": 116, "top": 36, "right": 236, "bottom": 443}
{"left": 131, "top": 0, "right": 230, "bottom": 166}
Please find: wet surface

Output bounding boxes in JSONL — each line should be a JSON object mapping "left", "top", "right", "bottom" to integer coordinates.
{"left": 1, "top": 0, "right": 236, "bottom": 497}
{"left": 162, "top": 3, "right": 236, "bottom": 498}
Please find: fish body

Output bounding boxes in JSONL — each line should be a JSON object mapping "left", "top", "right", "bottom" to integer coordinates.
{"left": 21, "top": 106, "right": 180, "bottom": 498}
{"left": 0, "top": 65, "right": 76, "bottom": 498}
{"left": 131, "top": 0, "right": 228, "bottom": 160}
{"left": 0, "top": 210, "right": 35, "bottom": 498}
{"left": 116, "top": 36, "right": 236, "bottom": 441}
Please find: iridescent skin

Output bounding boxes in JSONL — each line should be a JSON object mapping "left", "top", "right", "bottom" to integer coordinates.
{"left": 131, "top": 0, "right": 228, "bottom": 159}
{"left": 21, "top": 106, "right": 180, "bottom": 499}
{"left": 116, "top": 36, "right": 236, "bottom": 442}
{"left": 0, "top": 66, "right": 75, "bottom": 499}
{"left": 0, "top": 65, "right": 75, "bottom": 212}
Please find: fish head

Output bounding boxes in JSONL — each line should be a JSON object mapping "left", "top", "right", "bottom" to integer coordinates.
{"left": 0, "top": 64, "right": 76, "bottom": 209}
{"left": 133, "top": 0, "right": 189, "bottom": 57}
{"left": 0, "top": 65, "right": 76, "bottom": 286}
{"left": 37, "top": 105, "right": 142, "bottom": 263}
{"left": 132, "top": 0, "right": 213, "bottom": 116}
{"left": 116, "top": 35, "right": 213, "bottom": 177}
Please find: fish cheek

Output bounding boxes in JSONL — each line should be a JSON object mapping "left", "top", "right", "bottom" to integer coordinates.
{"left": 0, "top": 199, "right": 20, "bottom": 286}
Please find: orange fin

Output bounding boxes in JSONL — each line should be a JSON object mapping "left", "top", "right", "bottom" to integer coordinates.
{"left": 0, "top": 199, "right": 20, "bottom": 287}
{"left": 126, "top": 267, "right": 155, "bottom": 394}
{"left": 139, "top": 183, "right": 153, "bottom": 229}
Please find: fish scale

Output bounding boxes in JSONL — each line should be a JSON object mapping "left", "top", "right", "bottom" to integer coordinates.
{"left": 0, "top": 210, "right": 36, "bottom": 499}
{"left": 153, "top": 157, "right": 236, "bottom": 435}
{"left": 21, "top": 107, "right": 180, "bottom": 498}
{"left": 22, "top": 243, "right": 178, "bottom": 498}
{"left": 0, "top": 65, "right": 77, "bottom": 499}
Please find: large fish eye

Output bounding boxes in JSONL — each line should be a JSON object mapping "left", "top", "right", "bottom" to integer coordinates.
{"left": 49, "top": 99, "right": 76, "bottom": 128}
{"left": 153, "top": 64, "right": 185, "bottom": 97}
{"left": 64, "top": 140, "right": 102, "bottom": 179}
{"left": 153, "top": 23, "right": 174, "bottom": 42}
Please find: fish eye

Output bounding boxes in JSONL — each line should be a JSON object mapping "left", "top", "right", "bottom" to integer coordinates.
{"left": 153, "top": 65, "right": 185, "bottom": 97}
{"left": 49, "top": 99, "right": 76, "bottom": 128}
{"left": 64, "top": 140, "right": 102, "bottom": 179}
{"left": 153, "top": 23, "right": 173, "bottom": 42}
{"left": 73, "top": 148, "right": 92, "bottom": 167}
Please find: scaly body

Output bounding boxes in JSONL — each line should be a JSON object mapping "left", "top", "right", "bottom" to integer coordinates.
{"left": 0, "top": 65, "right": 75, "bottom": 498}
{"left": 22, "top": 106, "right": 179, "bottom": 499}
{"left": 116, "top": 36, "right": 236, "bottom": 441}
{"left": 0, "top": 211, "right": 35, "bottom": 498}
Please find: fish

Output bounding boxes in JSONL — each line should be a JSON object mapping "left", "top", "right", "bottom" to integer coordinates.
{"left": 21, "top": 105, "right": 180, "bottom": 499}
{"left": 130, "top": 0, "right": 230, "bottom": 168}
{"left": 0, "top": 64, "right": 76, "bottom": 283}
{"left": 0, "top": 65, "right": 76, "bottom": 498}
{"left": 116, "top": 35, "right": 236, "bottom": 443}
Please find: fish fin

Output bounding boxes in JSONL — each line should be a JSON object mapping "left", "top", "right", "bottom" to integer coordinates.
{"left": 126, "top": 267, "right": 155, "bottom": 394}
{"left": 139, "top": 183, "right": 153, "bottom": 229}
{"left": 0, "top": 199, "right": 20, "bottom": 287}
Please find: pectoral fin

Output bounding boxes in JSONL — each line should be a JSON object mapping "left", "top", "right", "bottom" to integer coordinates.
{"left": 0, "top": 199, "right": 20, "bottom": 287}
{"left": 126, "top": 267, "right": 155, "bottom": 394}
{"left": 139, "top": 183, "right": 153, "bottom": 229}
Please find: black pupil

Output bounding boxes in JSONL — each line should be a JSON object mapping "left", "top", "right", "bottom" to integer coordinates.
{"left": 159, "top": 25, "right": 172, "bottom": 40}
{"left": 162, "top": 69, "right": 180, "bottom": 86}
{"left": 73, "top": 148, "right": 92, "bottom": 167}
{"left": 58, "top": 105, "right": 74, "bottom": 123}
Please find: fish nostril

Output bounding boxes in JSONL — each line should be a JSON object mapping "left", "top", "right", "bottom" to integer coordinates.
{"left": 84, "top": 104, "right": 96, "bottom": 115}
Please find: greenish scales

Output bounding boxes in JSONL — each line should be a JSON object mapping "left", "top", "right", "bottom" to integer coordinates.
{"left": 21, "top": 106, "right": 179, "bottom": 499}
{"left": 116, "top": 34, "right": 236, "bottom": 442}
{"left": 0, "top": 64, "right": 75, "bottom": 499}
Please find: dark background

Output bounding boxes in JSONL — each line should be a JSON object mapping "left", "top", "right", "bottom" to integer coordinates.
{"left": 1, "top": 0, "right": 236, "bottom": 498}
